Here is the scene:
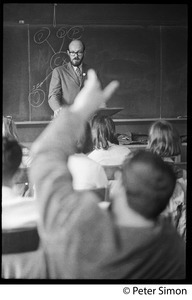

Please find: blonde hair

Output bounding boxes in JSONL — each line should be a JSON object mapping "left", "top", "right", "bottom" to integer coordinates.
{"left": 147, "top": 120, "right": 181, "bottom": 157}
{"left": 2, "top": 116, "right": 19, "bottom": 141}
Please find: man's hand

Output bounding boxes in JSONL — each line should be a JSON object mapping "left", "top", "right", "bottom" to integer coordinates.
{"left": 54, "top": 107, "right": 63, "bottom": 118}
{"left": 70, "top": 69, "right": 119, "bottom": 120}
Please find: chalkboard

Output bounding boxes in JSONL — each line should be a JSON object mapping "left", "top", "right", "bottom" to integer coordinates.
{"left": 3, "top": 26, "right": 30, "bottom": 121}
{"left": 161, "top": 26, "right": 187, "bottom": 118}
{"left": 3, "top": 24, "right": 187, "bottom": 121}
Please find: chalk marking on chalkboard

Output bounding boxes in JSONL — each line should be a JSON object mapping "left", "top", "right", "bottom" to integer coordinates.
{"left": 46, "top": 40, "right": 56, "bottom": 54}
{"left": 159, "top": 26, "right": 163, "bottom": 119}
{"left": 56, "top": 26, "right": 69, "bottom": 39}
{"left": 56, "top": 26, "right": 84, "bottom": 53}
{"left": 28, "top": 24, "right": 32, "bottom": 121}
{"left": 34, "top": 27, "right": 50, "bottom": 44}
{"left": 34, "top": 27, "right": 56, "bottom": 54}
{"left": 28, "top": 89, "right": 45, "bottom": 108}
{"left": 35, "top": 72, "right": 53, "bottom": 88}
{"left": 56, "top": 26, "right": 68, "bottom": 53}
{"left": 59, "top": 37, "right": 65, "bottom": 53}
{"left": 50, "top": 52, "right": 68, "bottom": 70}
{"left": 53, "top": 4, "right": 57, "bottom": 28}
{"left": 29, "top": 25, "right": 84, "bottom": 109}
{"left": 67, "top": 26, "right": 84, "bottom": 40}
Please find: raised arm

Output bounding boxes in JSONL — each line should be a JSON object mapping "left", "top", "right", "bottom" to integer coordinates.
{"left": 30, "top": 69, "right": 119, "bottom": 235}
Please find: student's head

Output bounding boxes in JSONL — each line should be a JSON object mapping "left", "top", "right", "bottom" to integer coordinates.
{"left": 2, "top": 116, "right": 19, "bottom": 141}
{"left": 2, "top": 136, "right": 22, "bottom": 185}
{"left": 67, "top": 39, "right": 85, "bottom": 67}
{"left": 121, "top": 150, "right": 176, "bottom": 220}
{"left": 147, "top": 120, "right": 181, "bottom": 158}
{"left": 91, "top": 114, "right": 119, "bottom": 150}
{"left": 76, "top": 121, "right": 93, "bottom": 154}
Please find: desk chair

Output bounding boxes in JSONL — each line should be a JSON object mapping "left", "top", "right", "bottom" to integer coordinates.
{"left": 2, "top": 227, "right": 39, "bottom": 255}
{"left": 2, "top": 227, "right": 41, "bottom": 279}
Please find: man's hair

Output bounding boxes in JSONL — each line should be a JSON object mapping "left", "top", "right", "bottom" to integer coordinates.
{"left": 147, "top": 120, "right": 181, "bottom": 157}
{"left": 121, "top": 149, "right": 176, "bottom": 220}
{"left": 91, "top": 115, "right": 119, "bottom": 150}
{"left": 2, "top": 136, "right": 22, "bottom": 181}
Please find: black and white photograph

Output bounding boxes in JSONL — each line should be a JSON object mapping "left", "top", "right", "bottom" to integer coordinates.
{"left": 1, "top": 3, "right": 191, "bottom": 297}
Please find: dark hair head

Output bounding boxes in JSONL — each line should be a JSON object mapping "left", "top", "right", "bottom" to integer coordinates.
{"left": 2, "top": 136, "right": 22, "bottom": 181}
{"left": 147, "top": 120, "right": 181, "bottom": 157}
{"left": 91, "top": 114, "right": 119, "bottom": 150}
{"left": 76, "top": 121, "right": 93, "bottom": 154}
{"left": 121, "top": 149, "right": 176, "bottom": 220}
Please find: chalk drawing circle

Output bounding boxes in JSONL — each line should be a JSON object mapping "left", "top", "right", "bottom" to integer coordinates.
{"left": 28, "top": 89, "right": 45, "bottom": 107}
{"left": 56, "top": 26, "right": 68, "bottom": 39}
{"left": 34, "top": 27, "right": 50, "bottom": 44}
{"left": 67, "top": 26, "right": 84, "bottom": 40}
{"left": 50, "top": 52, "right": 69, "bottom": 70}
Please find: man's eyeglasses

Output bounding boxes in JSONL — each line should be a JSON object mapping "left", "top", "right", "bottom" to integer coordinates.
{"left": 68, "top": 51, "right": 84, "bottom": 56}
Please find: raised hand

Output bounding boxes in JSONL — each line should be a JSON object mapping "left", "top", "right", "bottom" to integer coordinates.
{"left": 70, "top": 69, "right": 119, "bottom": 120}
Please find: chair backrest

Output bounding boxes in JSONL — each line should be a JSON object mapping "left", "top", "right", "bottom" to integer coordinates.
{"left": 2, "top": 227, "right": 39, "bottom": 255}
{"left": 103, "top": 165, "right": 122, "bottom": 181}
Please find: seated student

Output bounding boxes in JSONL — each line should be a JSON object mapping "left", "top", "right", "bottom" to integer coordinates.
{"left": 2, "top": 137, "right": 46, "bottom": 279}
{"left": 29, "top": 70, "right": 185, "bottom": 279}
{"left": 88, "top": 114, "right": 131, "bottom": 165}
{"left": 68, "top": 121, "right": 108, "bottom": 191}
{"left": 2, "top": 137, "right": 39, "bottom": 230}
{"left": 147, "top": 120, "right": 186, "bottom": 241}
{"left": 3, "top": 116, "right": 32, "bottom": 168}
{"left": 2, "top": 116, "right": 33, "bottom": 196}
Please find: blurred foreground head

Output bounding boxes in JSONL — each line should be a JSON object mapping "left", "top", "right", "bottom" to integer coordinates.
{"left": 121, "top": 150, "right": 176, "bottom": 220}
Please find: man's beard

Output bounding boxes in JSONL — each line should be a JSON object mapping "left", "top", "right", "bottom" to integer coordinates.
{"left": 70, "top": 57, "right": 83, "bottom": 67}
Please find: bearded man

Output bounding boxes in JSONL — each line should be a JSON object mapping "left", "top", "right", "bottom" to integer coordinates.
{"left": 48, "top": 39, "right": 96, "bottom": 117}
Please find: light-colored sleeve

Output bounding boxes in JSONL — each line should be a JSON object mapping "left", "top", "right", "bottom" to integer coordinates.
{"left": 48, "top": 68, "right": 62, "bottom": 111}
